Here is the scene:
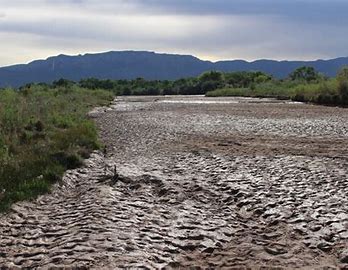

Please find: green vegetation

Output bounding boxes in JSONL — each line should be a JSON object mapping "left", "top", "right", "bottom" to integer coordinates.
{"left": 29, "top": 67, "right": 348, "bottom": 106}
{"left": 0, "top": 85, "right": 113, "bottom": 211}
{"left": 288, "top": 66, "right": 323, "bottom": 82}
{"left": 76, "top": 70, "right": 272, "bottom": 96}
{"left": 22, "top": 67, "right": 348, "bottom": 106}
{"left": 205, "top": 81, "right": 297, "bottom": 99}
{"left": 206, "top": 66, "right": 348, "bottom": 106}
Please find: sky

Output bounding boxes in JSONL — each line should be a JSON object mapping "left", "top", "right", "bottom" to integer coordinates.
{"left": 0, "top": 0, "right": 347, "bottom": 66}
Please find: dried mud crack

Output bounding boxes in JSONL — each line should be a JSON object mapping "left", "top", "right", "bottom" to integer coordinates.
{"left": 1, "top": 96, "right": 348, "bottom": 269}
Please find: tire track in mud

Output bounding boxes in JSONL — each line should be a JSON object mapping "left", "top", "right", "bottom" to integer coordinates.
{"left": 1, "top": 96, "right": 348, "bottom": 269}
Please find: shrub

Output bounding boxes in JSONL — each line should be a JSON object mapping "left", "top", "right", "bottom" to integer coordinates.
{"left": 337, "top": 67, "right": 348, "bottom": 104}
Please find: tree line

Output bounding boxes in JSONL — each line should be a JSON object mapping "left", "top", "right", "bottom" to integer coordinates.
{"left": 17, "top": 66, "right": 322, "bottom": 96}
{"left": 16, "top": 66, "right": 348, "bottom": 105}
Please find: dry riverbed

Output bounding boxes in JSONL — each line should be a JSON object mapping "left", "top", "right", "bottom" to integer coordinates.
{"left": 1, "top": 96, "right": 348, "bottom": 269}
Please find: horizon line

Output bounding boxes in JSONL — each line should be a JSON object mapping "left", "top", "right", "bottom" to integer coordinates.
{"left": 1, "top": 50, "right": 347, "bottom": 69}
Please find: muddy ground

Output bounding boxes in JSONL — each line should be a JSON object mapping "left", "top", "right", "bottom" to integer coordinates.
{"left": 0, "top": 96, "right": 348, "bottom": 269}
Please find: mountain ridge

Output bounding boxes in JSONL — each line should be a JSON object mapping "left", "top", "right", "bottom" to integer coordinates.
{"left": 1, "top": 50, "right": 348, "bottom": 87}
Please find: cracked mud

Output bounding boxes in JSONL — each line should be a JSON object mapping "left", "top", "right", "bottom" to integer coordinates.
{"left": 1, "top": 96, "right": 348, "bottom": 269}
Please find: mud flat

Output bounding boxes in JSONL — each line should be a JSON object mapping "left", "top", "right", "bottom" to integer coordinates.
{"left": 1, "top": 96, "right": 348, "bottom": 269}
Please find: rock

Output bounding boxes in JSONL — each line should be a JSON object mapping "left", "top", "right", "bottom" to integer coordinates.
{"left": 262, "top": 232, "right": 281, "bottom": 240}
{"left": 317, "top": 242, "right": 333, "bottom": 252}
{"left": 309, "top": 224, "right": 322, "bottom": 232}
{"left": 203, "top": 247, "right": 215, "bottom": 253}
{"left": 253, "top": 208, "right": 264, "bottom": 216}
{"left": 340, "top": 249, "right": 348, "bottom": 264}
{"left": 264, "top": 245, "right": 287, "bottom": 255}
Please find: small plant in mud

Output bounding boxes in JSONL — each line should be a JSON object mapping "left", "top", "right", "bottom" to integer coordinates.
{"left": 112, "top": 165, "right": 119, "bottom": 184}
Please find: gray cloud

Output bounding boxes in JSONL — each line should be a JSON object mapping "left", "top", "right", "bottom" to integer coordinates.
{"left": 0, "top": 0, "right": 347, "bottom": 66}
{"left": 66, "top": 0, "right": 348, "bottom": 23}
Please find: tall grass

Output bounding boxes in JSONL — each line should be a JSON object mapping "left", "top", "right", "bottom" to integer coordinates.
{"left": 206, "top": 81, "right": 296, "bottom": 99}
{"left": 291, "top": 80, "right": 343, "bottom": 104}
{"left": 205, "top": 88, "right": 251, "bottom": 97}
{"left": 206, "top": 79, "right": 348, "bottom": 106}
{"left": 0, "top": 85, "right": 114, "bottom": 211}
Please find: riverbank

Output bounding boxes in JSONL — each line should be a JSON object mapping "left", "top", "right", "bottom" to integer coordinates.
{"left": 206, "top": 79, "right": 348, "bottom": 106}
{"left": 0, "top": 85, "right": 114, "bottom": 211}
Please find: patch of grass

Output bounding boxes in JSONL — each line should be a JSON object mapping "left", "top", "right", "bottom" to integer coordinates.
{"left": 291, "top": 80, "right": 348, "bottom": 105}
{"left": 206, "top": 82, "right": 295, "bottom": 99}
{"left": 0, "top": 85, "right": 114, "bottom": 212}
{"left": 206, "top": 79, "right": 348, "bottom": 106}
{"left": 205, "top": 88, "right": 251, "bottom": 97}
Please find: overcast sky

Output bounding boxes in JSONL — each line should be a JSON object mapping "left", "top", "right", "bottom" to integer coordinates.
{"left": 0, "top": 0, "right": 347, "bottom": 66}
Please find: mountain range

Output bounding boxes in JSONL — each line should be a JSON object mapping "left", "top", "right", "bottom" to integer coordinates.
{"left": 1, "top": 51, "right": 348, "bottom": 88}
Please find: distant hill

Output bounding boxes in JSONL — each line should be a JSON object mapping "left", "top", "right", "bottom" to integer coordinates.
{"left": 1, "top": 51, "right": 348, "bottom": 88}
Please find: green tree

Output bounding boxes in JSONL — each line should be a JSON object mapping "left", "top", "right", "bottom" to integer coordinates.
{"left": 337, "top": 66, "right": 348, "bottom": 102}
{"left": 254, "top": 73, "right": 272, "bottom": 84}
{"left": 337, "top": 66, "right": 348, "bottom": 81}
{"left": 199, "top": 71, "right": 224, "bottom": 82}
{"left": 53, "top": 78, "right": 75, "bottom": 88}
{"left": 289, "top": 66, "right": 319, "bottom": 82}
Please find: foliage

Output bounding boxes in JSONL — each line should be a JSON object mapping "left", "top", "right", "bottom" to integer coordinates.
{"left": 208, "top": 78, "right": 348, "bottom": 106}
{"left": 207, "top": 66, "right": 348, "bottom": 106}
{"left": 199, "top": 71, "right": 224, "bottom": 82}
{"left": 337, "top": 66, "right": 348, "bottom": 100}
{"left": 224, "top": 71, "right": 272, "bottom": 88}
{"left": 0, "top": 85, "right": 113, "bottom": 211}
{"left": 288, "top": 66, "right": 321, "bottom": 82}
{"left": 76, "top": 71, "right": 271, "bottom": 96}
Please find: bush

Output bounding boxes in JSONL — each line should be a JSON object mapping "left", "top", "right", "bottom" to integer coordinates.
{"left": 337, "top": 67, "right": 348, "bottom": 104}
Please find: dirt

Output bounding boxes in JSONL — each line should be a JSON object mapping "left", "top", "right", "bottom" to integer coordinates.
{"left": 0, "top": 95, "right": 347, "bottom": 269}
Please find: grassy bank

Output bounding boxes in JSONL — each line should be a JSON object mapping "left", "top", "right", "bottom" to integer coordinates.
{"left": 205, "top": 81, "right": 296, "bottom": 99}
{"left": 0, "top": 85, "right": 114, "bottom": 212}
{"left": 206, "top": 79, "right": 348, "bottom": 106}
